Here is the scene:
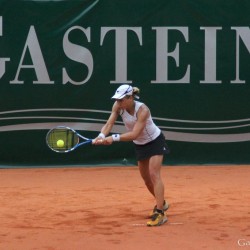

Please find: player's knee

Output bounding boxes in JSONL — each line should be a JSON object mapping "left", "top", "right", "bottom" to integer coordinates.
{"left": 149, "top": 171, "right": 160, "bottom": 184}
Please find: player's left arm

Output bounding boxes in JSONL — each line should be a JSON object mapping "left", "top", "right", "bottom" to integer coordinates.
{"left": 104, "top": 104, "right": 149, "bottom": 144}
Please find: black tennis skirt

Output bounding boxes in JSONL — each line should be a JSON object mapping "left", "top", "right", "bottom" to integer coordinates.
{"left": 133, "top": 133, "right": 170, "bottom": 161}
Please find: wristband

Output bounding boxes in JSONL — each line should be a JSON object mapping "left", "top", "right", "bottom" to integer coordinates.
{"left": 112, "top": 134, "right": 120, "bottom": 142}
{"left": 98, "top": 133, "right": 105, "bottom": 139}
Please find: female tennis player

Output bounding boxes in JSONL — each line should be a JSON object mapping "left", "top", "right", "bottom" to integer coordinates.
{"left": 92, "top": 84, "right": 170, "bottom": 226}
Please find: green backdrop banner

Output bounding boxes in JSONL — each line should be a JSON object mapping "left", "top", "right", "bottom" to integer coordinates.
{"left": 0, "top": 0, "right": 250, "bottom": 166}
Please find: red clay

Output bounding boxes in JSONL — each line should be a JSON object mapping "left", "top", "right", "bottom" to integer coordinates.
{"left": 0, "top": 165, "right": 249, "bottom": 250}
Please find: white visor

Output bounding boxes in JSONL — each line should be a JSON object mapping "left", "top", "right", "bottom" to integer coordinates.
{"left": 111, "top": 84, "right": 133, "bottom": 99}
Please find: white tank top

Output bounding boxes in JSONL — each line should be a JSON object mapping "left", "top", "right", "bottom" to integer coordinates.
{"left": 120, "top": 101, "right": 161, "bottom": 145}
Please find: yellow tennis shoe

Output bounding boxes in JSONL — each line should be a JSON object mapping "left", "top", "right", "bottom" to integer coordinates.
{"left": 147, "top": 212, "right": 168, "bottom": 226}
{"left": 149, "top": 200, "right": 169, "bottom": 218}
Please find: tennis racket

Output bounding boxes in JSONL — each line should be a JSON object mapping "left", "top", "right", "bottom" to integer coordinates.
{"left": 46, "top": 126, "right": 92, "bottom": 153}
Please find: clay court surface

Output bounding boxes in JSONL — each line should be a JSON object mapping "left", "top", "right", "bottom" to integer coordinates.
{"left": 0, "top": 165, "right": 249, "bottom": 250}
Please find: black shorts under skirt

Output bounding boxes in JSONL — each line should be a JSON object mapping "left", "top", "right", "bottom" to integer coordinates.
{"left": 133, "top": 133, "right": 170, "bottom": 161}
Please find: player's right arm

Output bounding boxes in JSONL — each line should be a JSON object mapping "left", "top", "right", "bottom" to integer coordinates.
{"left": 101, "top": 102, "right": 120, "bottom": 135}
{"left": 93, "top": 102, "right": 120, "bottom": 144}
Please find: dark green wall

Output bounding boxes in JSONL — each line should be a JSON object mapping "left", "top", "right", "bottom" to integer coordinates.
{"left": 0, "top": 0, "right": 250, "bottom": 167}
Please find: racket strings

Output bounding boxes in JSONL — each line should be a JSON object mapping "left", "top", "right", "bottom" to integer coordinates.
{"left": 47, "top": 128, "right": 79, "bottom": 152}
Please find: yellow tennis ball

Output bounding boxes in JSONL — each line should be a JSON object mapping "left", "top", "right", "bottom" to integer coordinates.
{"left": 57, "top": 139, "right": 64, "bottom": 147}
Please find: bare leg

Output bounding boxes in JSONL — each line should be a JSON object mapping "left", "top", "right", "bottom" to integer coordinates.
{"left": 138, "top": 159, "right": 155, "bottom": 197}
{"left": 148, "top": 155, "right": 165, "bottom": 210}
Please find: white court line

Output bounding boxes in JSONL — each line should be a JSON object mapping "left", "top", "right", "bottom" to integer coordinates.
{"left": 169, "top": 222, "right": 184, "bottom": 225}
{"left": 131, "top": 222, "right": 184, "bottom": 227}
{"left": 131, "top": 223, "right": 146, "bottom": 227}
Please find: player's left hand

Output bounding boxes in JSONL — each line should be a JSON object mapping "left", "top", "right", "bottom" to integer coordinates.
{"left": 103, "top": 136, "right": 113, "bottom": 145}
{"left": 92, "top": 137, "right": 113, "bottom": 145}
{"left": 92, "top": 138, "right": 104, "bottom": 145}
